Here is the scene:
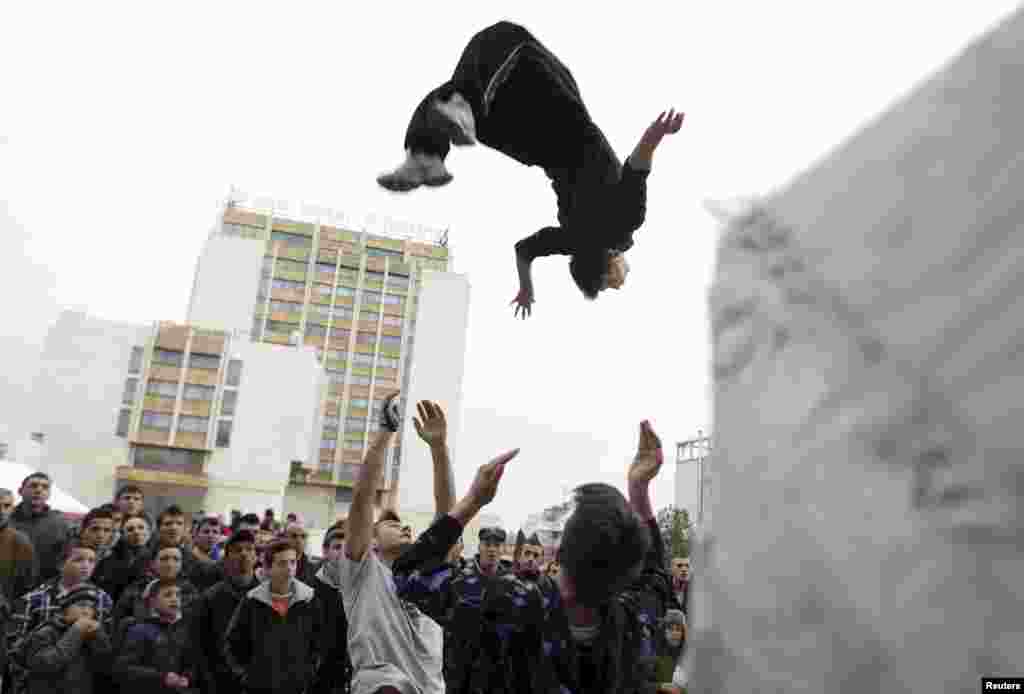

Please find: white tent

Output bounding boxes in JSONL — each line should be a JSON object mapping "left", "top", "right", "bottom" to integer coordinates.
{"left": 0, "top": 461, "right": 89, "bottom": 514}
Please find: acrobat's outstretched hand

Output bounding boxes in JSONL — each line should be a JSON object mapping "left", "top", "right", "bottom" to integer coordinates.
{"left": 641, "top": 109, "right": 685, "bottom": 150}
{"left": 510, "top": 286, "right": 534, "bottom": 320}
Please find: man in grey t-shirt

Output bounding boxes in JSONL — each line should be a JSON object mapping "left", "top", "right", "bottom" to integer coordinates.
{"left": 342, "top": 392, "right": 518, "bottom": 694}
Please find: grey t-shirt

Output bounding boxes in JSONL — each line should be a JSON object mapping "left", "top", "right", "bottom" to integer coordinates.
{"left": 339, "top": 550, "right": 444, "bottom": 694}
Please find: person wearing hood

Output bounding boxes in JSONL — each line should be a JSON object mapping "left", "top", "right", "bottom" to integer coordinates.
{"left": 654, "top": 609, "right": 687, "bottom": 694}
{"left": 0, "top": 488, "right": 37, "bottom": 604}
{"left": 93, "top": 512, "right": 153, "bottom": 604}
{"left": 10, "top": 473, "right": 70, "bottom": 583}
{"left": 114, "top": 579, "right": 198, "bottom": 693}
{"left": 310, "top": 526, "right": 350, "bottom": 694}
{"left": 20, "top": 586, "right": 113, "bottom": 694}
{"left": 192, "top": 530, "right": 260, "bottom": 694}
{"left": 512, "top": 530, "right": 547, "bottom": 584}
{"left": 223, "top": 538, "right": 322, "bottom": 694}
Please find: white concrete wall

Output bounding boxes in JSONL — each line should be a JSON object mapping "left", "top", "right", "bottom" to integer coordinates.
{"left": 206, "top": 340, "right": 322, "bottom": 496}
{"left": 697, "top": 9, "right": 1024, "bottom": 692}
{"left": 30, "top": 311, "right": 147, "bottom": 507}
{"left": 396, "top": 271, "right": 471, "bottom": 515}
{"left": 187, "top": 234, "right": 263, "bottom": 337}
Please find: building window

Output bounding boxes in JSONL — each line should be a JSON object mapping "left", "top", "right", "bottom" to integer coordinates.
{"left": 344, "top": 440, "right": 364, "bottom": 452}
{"left": 146, "top": 380, "right": 178, "bottom": 398}
{"left": 353, "top": 353, "right": 373, "bottom": 366}
{"left": 216, "top": 420, "right": 232, "bottom": 448}
{"left": 271, "top": 278, "right": 304, "bottom": 291}
{"left": 315, "top": 285, "right": 333, "bottom": 298}
{"left": 132, "top": 445, "right": 204, "bottom": 470}
{"left": 141, "top": 412, "right": 172, "bottom": 431}
{"left": 380, "top": 336, "right": 401, "bottom": 349}
{"left": 221, "top": 390, "right": 238, "bottom": 416}
{"left": 355, "top": 332, "right": 376, "bottom": 346}
{"left": 153, "top": 349, "right": 184, "bottom": 367}
{"left": 122, "top": 378, "right": 138, "bottom": 405}
{"left": 326, "top": 370, "right": 345, "bottom": 386}
{"left": 322, "top": 415, "right": 339, "bottom": 431}
{"left": 115, "top": 409, "right": 131, "bottom": 437}
{"left": 316, "top": 262, "right": 336, "bottom": 274}
{"left": 177, "top": 415, "right": 208, "bottom": 433}
{"left": 326, "top": 349, "right": 348, "bottom": 361}
{"left": 333, "top": 306, "right": 354, "bottom": 320}
{"left": 335, "top": 286, "right": 356, "bottom": 297}
{"left": 350, "top": 375, "right": 371, "bottom": 386}
{"left": 320, "top": 438, "right": 337, "bottom": 449}
{"left": 382, "top": 294, "right": 403, "bottom": 306}
{"left": 129, "top": 347, "right": 144, "bottom": 373}
{"left": 378, "top": 356, "right": 399, "bottom": 369}
{"left": 226, "top": 360, "right": 242, "bottom": 387}
{"left": 331, "top": 327, "right": 351, "bottom": 341}
{"left": 366, "top": 247, "right": 403, "bottom": 258}
{"left": 349, "top": 398, "right": 369, "bottom": 409}
{"left": 189, "top": 353, "right": 220, "bottom": 370}
{"left": 271, "top": 231, "right": 312, "bottom": 248}
{"left": 365, "top": 270, "right": 386, "bottom": 281}
{"left": 269, "top": 300, "right": 303, "bottom": 314}
{"left": 274, "top": 258, "right": 307, "bottom": 274}
{"left": 182, "top": 384, "right": 215, "bottom": 401}
{"left": 345, "top": 417, "right": 365, "bottom": 433}
{"left": 308, "top": 304, "right": 330, "bottom": 319}
{"left": 362, "top": 291, "right": 382, "bottom": 303}
{"left": 386, "top": 276, "right": 410, "bottom": 289}
{"left": 376, "top": 372, "right": 396, "bottom": 385}
{"left": 306, "top": 325, "right": 327, "bottom": 338}
{"left": 266, "top": 320, "right": 298, "bottom": 334}
{"left": 382, "top": 316, "right": 402, "bottom": 327}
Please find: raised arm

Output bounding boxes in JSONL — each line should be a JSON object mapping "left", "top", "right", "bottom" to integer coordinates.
{"left": 627, "top": 109, "right": 684, "bottom": 172}
{"left": 345, "top": 427, "right": 398, "bottom": 562}
{"left": 413, "top": 400, "right": 456, "bottom": 516}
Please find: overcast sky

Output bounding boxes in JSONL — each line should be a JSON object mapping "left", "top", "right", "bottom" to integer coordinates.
{"left": 1, "top": 1, "right": 1018, "bottom": 529}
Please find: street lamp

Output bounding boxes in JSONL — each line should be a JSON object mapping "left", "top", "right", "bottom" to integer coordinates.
{"left": 676, "top": 430, "right": 712, "bottom": 526}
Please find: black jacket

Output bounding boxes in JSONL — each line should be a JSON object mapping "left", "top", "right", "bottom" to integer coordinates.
{"left": 10, "top": 503, "right": 69, "bottom": 584}
{"left": 21, "top": 618, "right": 113, "bottom": 694}
{"left": 93, "top": 539, "right": 148, "bottom": 605}
{"left": 114, "top": 614, "right": 198, "bottom": 694}
{"left": 111, "top": 576, "right": 200, "bottom": 633}
{"left": 311, "top": 566, "right": 350, "bottom": 694}
{"left": 223, "top": 579, "right": 322, "bottom": 694}
{"left": 192, "top": 575, "right": 259, "bottom": 694}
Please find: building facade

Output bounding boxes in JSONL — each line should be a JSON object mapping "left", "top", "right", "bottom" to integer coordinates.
{"left": 29, "top": 311, "right": 324, "bottom": 520}
{"left": 187, "top": 199, "right": 470, "bottom": 527}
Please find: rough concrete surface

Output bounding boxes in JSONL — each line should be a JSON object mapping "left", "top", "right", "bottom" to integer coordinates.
{"left": 693, "top": 7, "right": 1024, "bottom": 692}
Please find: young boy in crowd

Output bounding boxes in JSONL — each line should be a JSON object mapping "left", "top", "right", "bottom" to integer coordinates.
{"left": 78, "top": 507, "right": 116, "bottom": 563}
{"left": 189, "top": 517, "right": 225, "bottom": 591}
{"left": 20, "top": 586, "right": 113, "bottom": 694}
{"left": 192, "top": 530, "right": 259, "bottom": 694}
{"left": 114, "top": 580, "right": 197, "bottom": 693}
{"left": 655, "top": 609, "right": 687, "bottom": 694}
{"left": 223, "top": 539, "right": 321, "bottom": 694}
{"left": 111, "top": 546, "right": 199, "bottom": 632}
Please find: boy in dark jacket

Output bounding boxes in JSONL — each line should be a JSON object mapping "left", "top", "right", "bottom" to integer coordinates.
{"left": 192, "top": 530, "right": 259, "bottom": 694}
{"left": 20, "top": 586, "right": 113, "bottom": 694}
{"left": 112, "top": 545, "right": 199, "bottom": 633}
{"left": 223, "top": 539, "right": 321, "bottom": 694}
{"left": 114, "top": 579, "right": 197, "bottom": 693}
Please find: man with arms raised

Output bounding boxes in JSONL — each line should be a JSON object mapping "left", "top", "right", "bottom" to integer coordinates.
{"left": 341, "top": 390, "right": 517, "bottom": 694}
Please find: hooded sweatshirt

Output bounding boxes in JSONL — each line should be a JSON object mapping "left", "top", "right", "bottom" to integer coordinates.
{"left": 11, "top": 503, "right": 69, "bottom": 583}
{"left": 223, "top": 578, "right": 321, "bottom": 694}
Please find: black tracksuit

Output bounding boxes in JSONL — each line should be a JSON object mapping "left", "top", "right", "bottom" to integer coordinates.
{"left": 311, "top": 566, "right": 350, "bottom": 694}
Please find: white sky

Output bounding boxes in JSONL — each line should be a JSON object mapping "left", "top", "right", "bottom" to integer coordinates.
{"left": 1, "top": 1, "right": 1018, "bottom": 529}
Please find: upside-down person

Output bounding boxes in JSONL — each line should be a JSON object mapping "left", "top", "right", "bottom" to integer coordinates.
{"left": 376, "top": 21, "right": 684, "bottom": 317}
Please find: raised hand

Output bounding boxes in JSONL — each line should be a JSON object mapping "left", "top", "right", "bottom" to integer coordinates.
{"left": 468, "top": 449, "right": 520, "bottom": 507}
{"left": 640, "top": 108, "right": 685, "bottom": 150}
{"left": 413, "top": 400, "right": 448, "bottom": 447}
{"left": 628, "top": 420, "right": 664, "bottom": 486}
{"left": 510, "top": 286, "right": 534, "bottom": 320}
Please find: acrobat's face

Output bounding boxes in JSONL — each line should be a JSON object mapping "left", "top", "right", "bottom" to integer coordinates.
{"left": 605, "top": 253, "right": 630, "bottom": 290}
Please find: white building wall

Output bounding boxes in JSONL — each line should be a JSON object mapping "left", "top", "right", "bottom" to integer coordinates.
{"left": 187, "top": 234, "right": 263, "bottom": 337}
{"left": 30, "top": 311, "right": 148, "bottom": 507}
{"left": 396, "top": 271, "right": 471, "bottom": 516}
{"left": 205, "top": 340, "right": 322, "bottom": 514}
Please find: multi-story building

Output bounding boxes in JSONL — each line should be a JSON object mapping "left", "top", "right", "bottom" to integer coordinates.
{"left": 28, "top": 311, "right": 324, "bottom": 520}
{"left": 519, "top": 500, "right": 574, "bottom": 562}
{"left": 187, "top": 194, "right": 471, "bottom": 526}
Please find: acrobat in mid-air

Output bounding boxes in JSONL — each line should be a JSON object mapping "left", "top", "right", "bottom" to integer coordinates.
{"left": 377, "top": 21, "right": 685, "bottom": 318}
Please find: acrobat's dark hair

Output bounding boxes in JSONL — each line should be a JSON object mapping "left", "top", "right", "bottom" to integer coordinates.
{"left": 569, "top": 250, "right": 610, "bottom": 300}
{"left": 559, "top": 483, "right": 649, "bottom": 607}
